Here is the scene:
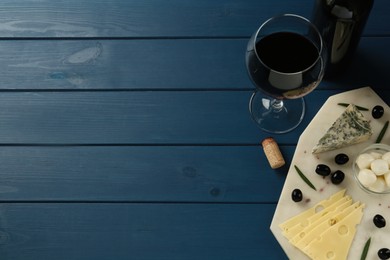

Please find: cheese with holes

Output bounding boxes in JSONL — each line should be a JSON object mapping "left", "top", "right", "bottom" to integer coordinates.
{"left": 279, "top": 190, "right": 364, "bottom": 260}
{"left": 294, "top": 202, "right": 361, "bottom": 251}
{"left": 312, "top": 104, "right": 372, "bottom": 154}
{"left": 303, "top": 204, "right": 364, "bottom": 260}
{"left": 286, "top": 195, "right": 351, "bottom": 240}
{"left": 279, "top": 189, "right": 346, "bottom": 238}
{"left": 289, "top": 198, "right": 353, "bottom": 245}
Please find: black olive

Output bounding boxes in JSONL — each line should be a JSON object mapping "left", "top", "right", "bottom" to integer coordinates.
{"left": 372, "top": 105, "right": 384, "bottom": 119}
{"left": 373, "top": 214, "right": 386, "bottom": 228}
{"left": 331, "top": 170, "right": 344, "bottom": 184}
{"left": 335, "top": 153, "right": 349, "bottom": 165}
{"left": 315, "top": 164, "right": 331, "bottom": 176}
{"left": 291, "top": 189, "right": 303, "bottom": 202}
{"left": 378, "top": 248, "right": 390, "bottom": 260}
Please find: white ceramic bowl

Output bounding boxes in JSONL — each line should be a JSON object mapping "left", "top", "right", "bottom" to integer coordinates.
{"left": 353, "top": 143, "right": 390, "bottom": 194}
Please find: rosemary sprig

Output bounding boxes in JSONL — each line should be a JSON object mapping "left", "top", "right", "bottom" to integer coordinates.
{"left": 294, "top": 165, "right": 316, "bottom": 191}
{"left": 376, "top": 120, "right": 389, "bottom": 143}
{"left": 337, "top": 103, "right": 369, "bottom": 111}
{"left": 360, "top": 237, "right": 371, "bottom": 260}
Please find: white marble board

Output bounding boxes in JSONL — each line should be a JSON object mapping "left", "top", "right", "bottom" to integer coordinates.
{"left": 270, "top": 87, "right": 390, "bottom": 260}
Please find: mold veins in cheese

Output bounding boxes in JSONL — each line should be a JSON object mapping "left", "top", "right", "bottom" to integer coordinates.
{"left": 312, "top": 104, "right": 372, "bottom": 154}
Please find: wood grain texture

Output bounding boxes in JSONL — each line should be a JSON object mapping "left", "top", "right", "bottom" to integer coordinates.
{"left": 0, "top": 0, "right": 386, "bottom": 38}
{"left": 0, "top": 0, "right": 388, "bottom": 259}
{"left": 0, "top": 203, "right": 288, "bottom": 260}
{"left": 0, "top": 90, "right": 387, "bottom": 145}
{"left": 0, "top": 37, "right": 388, "bottom": 90}
{"left": 0, "top": 0, "right": 310, "bottom": 38}
{"left": 0, "top": 90, "right": 347, "bottom": 145}
{"left": 0, "top": 146, "right": 293, "bottom": 202}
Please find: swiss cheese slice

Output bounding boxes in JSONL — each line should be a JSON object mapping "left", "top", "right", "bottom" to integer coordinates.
{"left": 289, "top": 198, "right": 353, "bottom": 245}
{"left": 279, "top": 189, "right": 346, "bottom": 236}
{"left": 279, "top": 190, "right": 364, "bottom": 260}
{"left": 303, "top": 203, "right": 364, "bottom": 260}
{"left": 312, "top": 104, "right": 372, "bottom": 154}
{"left": 284, "top": 195, "right": 351, "bottom": 240}
{"left": 293, "top": 201, "right": 361, "bottom": 251}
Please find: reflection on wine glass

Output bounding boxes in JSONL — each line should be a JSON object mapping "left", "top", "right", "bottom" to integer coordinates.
{"left": 246, "top": 14, "right": 326, "bottom": 134}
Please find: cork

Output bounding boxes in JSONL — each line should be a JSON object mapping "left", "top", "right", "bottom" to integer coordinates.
{"left": 262, "top": 137, "right": 285, "bottom": 169}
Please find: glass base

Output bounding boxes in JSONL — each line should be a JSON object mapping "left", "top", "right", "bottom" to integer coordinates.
{"left": 249, "top": 91, "right": 305, "bottom": 134}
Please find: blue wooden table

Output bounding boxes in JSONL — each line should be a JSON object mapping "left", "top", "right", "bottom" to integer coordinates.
{"left": 0, "top": 1, "right": 389, "bottom": 259}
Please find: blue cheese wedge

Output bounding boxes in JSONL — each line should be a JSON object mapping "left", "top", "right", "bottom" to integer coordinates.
{"left": 312, "top": 104, "right": 372, "bottom": 154}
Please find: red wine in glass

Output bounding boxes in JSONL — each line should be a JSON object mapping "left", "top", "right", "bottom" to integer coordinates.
{"left": 246, "top": 14, "right": 325, "bottom": 133}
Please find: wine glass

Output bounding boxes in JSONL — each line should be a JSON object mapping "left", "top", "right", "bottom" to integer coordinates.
{"left": 246, "top": 14, "right": 325, "bottom": 134}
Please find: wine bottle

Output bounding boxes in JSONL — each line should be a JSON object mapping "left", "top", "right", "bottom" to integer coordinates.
{"left": 311, "top": 0, "right": 374, "bottom": 78}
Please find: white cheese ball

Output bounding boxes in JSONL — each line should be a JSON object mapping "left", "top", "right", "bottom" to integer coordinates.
{"left": 384, "top": 172, "right": 390, "bottom": 187}
{"left": 358, "top": 169, "right": 377, "bottom": 186}
{"left": 371, "top": 159, "right": 389, "bottom": 176}
{"left": 356, "top": 153, "right": 375, "bottom": 169}
{"left": 368, "top": 177, "right": 387, "bottom": 193}
{"left": 370, "top": 152, "right": 383, "bottom": 159}
{"left": 382, "top": 152, "right": 390, "bottom": 164}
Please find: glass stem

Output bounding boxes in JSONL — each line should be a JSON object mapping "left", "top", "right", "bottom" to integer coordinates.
{"left": 271, "top": 99, "right": 284, "bottom": 113}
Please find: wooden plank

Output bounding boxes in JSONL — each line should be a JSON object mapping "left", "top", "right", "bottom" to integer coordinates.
{"left": 0, "top": 39, "right": 247, "bottom": 90}
{"left": 0, "top": 0, "right": 386, "bottom": 38}
{"left": 0, "top": 90, "right": 323, "bottom": 144}
{"left": 0, "top": 145, "right": 293, "bottom": 202}
{"left": 0, "top": 203, "right": 287, "bottom": 260}
{"left": 0, "top": 37, "right": 388, "bottom": 90}
{"left": 0, "top": 89, "right": 388, "bottom": 145}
